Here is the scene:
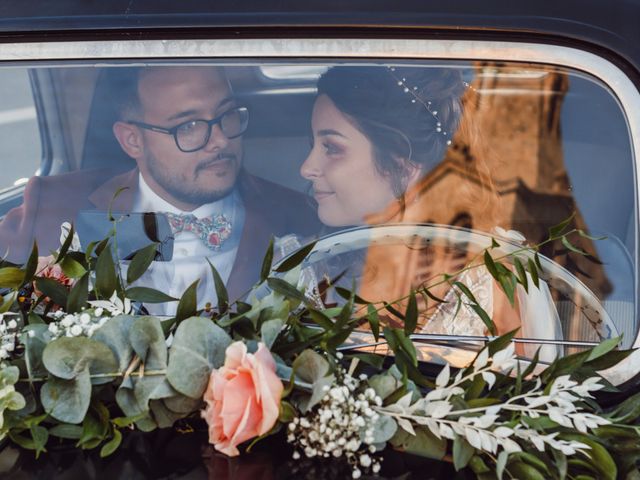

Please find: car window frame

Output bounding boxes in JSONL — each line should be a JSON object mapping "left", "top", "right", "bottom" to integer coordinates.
{"left": 0, "top": 37, "right": 637, "bottom": 384}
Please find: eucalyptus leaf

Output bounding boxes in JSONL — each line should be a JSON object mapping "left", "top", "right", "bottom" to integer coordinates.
{"left": 92, "top": 314, "right": 135, "bottom": 373}
{"left": 453, "top": 435, "right": 476, "bottom": 471}
{"left": 22, "top": 324, "right": 51, "bottom": 380}
{"left": 166, "top": 317, "right": 232, "bottom": 399}
{"left": 42, "top": 337, "right": 118, "bottom": 384}
{"left": 41, "top": 369, "right": 91, "bottom": 424}
{"left": 114, "top": 388, "right": 156, "bottom": 432}
{"left": 368, "top": 372, "right": 402, "bottom": 400}
{"left": 129, "top": 316, "right": 167, "bottom": 369}
{"left": 369, "top": 414, "right": 397, "bottom": 443}
{"left": 293, "top": 349, "right": 334, "bottom": 412}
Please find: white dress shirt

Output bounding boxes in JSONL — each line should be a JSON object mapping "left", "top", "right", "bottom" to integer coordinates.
{"left": 125, "top": 173, "right": 245, "bottom": 316}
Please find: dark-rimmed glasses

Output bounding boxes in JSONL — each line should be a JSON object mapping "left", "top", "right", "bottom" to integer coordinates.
{"left": 129, "top": 106, "right": 249, "bottom": 153}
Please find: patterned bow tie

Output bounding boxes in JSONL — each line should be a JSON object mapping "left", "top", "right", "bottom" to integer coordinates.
{"left": 165, "top": 212, "right": 232, "bottom": 251}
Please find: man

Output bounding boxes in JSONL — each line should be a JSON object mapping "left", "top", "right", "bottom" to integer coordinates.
{"left": 0, "top": 66, "right": 319, "bottom": 310}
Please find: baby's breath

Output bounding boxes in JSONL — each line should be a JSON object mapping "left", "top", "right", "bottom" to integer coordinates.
{"left": 288, "top": 365, "right": 383, "bottom": 478}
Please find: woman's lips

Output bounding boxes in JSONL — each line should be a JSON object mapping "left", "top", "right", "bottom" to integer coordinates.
{"left": 313, "top": 190, "right": 335, "bottom": 201}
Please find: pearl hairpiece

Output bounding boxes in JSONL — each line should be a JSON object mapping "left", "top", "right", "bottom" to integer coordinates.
{"left": 387, "top": 67, "right": 453, "bottom": 146}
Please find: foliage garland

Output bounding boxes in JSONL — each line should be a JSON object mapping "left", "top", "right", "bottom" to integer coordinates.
{"left": 0, "top": 216, "right": 638, "bottom": 479}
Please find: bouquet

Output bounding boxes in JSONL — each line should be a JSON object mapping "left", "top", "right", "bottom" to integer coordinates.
{"left": 0, "top": 217, "right": 638, "bottom": 479}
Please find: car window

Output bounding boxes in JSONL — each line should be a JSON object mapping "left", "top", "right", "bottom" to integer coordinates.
{"left": 0, "top": 58, "right": 636, "bottom": 361}
{"left": 0, "top": 68, "right": 41, "bottom": 193}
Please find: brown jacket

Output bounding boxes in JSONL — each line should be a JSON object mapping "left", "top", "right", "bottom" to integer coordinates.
{"left": 0, "top": 168, "right": 319, "bottom": 300}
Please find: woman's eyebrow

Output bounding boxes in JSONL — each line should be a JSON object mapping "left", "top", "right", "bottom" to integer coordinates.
{"left": 317, "top": 129, "right": 346, "bottom": 138}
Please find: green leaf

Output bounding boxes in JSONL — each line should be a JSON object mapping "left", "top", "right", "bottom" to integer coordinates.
{"left": 0, "top": 291, "right": 17, "bottom": 313}
{"left": 166, "top": 317, "right": 232, "bottom": 399}
{"left": 513, "top": 257, "right": 528, "bottom": 293}
{"left": 207, "top": 259, "right": 228, "bottom": 313}
{"left": 273, "top": 241, "right": 316, "bottom": 273}
{"left": 549, "top": 213, "right": 575, "bottom": 238}
{"left": 334, "top": 286, "right": 369, "bottom": 304}
{"left": 309, "top": 309, "right": 334, "bottom": 330}
{"left": 390, "top": 426, "right": 446, "bottom": 460}
{"left": 507, "top": 461, "right": 545, "bottom": 480}
{"left": 48, "top": 424, "right": 83, "bottom": 439}
{"left": 487, "top": 329, "right": 519, "bottom": 356}
{"left": 56, "top": 223, "right": 76, "bottom": 261}
{"left": 126, "top": 243, "right": 159, "bottom": 284}
{"left": 261, "top": 319, "right": 284, "bottom": 349}
{"left": 551, "top": 449, "right": 568, "bottom": 480}
{"left": 95, "top": 246, "right": 117, "bottom": 299}
{"left": 561, "top": 236, "right": 589, "bottom": 256}
{"left": 534, "top": 252, "right": 543, "bottom": 270}
{"left": 259, "top": 237, "right": 274, "bottom": 283}
{"left": 453, "top": 435, "right": 475, "bottom": 470}
{"left": 125, "top": 287, "right": 178, "bottom": 303}
{"left": 100, "top": 429, "right": 122, "bottom": 457}
{"left": 562, "top": 434, "right": 616, "bottom": 480}
{"left": 527, "top": 258, "right": 540, "bottom": 288}
{"left": 585, "top": 336, "right": 621, "bottom": 362}
{"left": 483, "top": 251, "right": 500, "bottom": 281}
{"left": 498, "top": 273, "right": 516, "bottom": 306}
{"left": 267, "top": 277, "right": 306, "bottom": 303}
{"left": 383, "top": 302, "right": 405, "bottom": 321}
{"left": 91, "top": 314, "right": 135, "bottom": 373}
{"left": 175, "top": 280, "right": 199, "bottom": 323}
{"left": 453, "top": 281, "right": 478, "bottom": 305}
{"left": 278, "top": 401, "right": 296, "bottom": 423}
{"left": 60, "top": 256, "right": 86, "bottom": 279}
{"left": 469, "top": 303, "right": 497, "bottom": 336}
{"left": 367, "top": 304, "right": 380, "bottom": 341}
{"left": 0, "top": 266, "right": 25, "bottom": 289}
{"left": 351, "top": 353, "right": 384, "bottom": 369}
{"left": 404, "top": 291, "right": 418, "bottom": 336}
{"left": 30, "top": 424, "right": 48, "bottom": 457}
{"left": 35, "top": 277, "right": 69, "bottom": 306}
{"left": 578, "top": 229, "right": 607, "bottom": 241}
{"left": 23, "top": 242, "right": 39, "bottom": 282}
{"left": 66, "top": 272, "right": 89, "bottom": 313}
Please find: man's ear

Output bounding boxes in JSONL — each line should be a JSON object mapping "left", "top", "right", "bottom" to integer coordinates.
{"left": 113, "top": 121, "right": 144, "bottom": 159}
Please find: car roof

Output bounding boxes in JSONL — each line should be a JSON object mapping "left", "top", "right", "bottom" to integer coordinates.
{"left": 0, "top": 0, "right": 639, "bottom": 73}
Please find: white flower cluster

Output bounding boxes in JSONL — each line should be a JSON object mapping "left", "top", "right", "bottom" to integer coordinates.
{"left": 287, "top": 364, "right": 384, "bottom": 479}
{"left": 47, "top": 308, "right": 110, "bottom": 339}
{"left": 0, "top": 314, "right": 21, "bottom": 361}
{"left": 376, "top": 343, "right": 610, "bottom": 459}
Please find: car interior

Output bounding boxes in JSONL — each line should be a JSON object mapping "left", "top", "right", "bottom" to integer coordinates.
{"left": 0, "top": 59, "right": 636, "bottom": 366}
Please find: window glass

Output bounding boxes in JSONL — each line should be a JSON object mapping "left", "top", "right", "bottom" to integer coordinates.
{"left": 0, "top": 60, "right": 635, "bottom": 359}
{"left": 0, "top": 68, "right": 41, "bottom": 193}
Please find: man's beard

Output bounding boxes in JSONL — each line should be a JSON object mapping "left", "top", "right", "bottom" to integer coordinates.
{"left": 146, "top": 151, "right": 239, "bottom": 206}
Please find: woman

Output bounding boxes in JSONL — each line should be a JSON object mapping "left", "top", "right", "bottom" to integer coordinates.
{"left": 298, "top": 65, "right": 562, "bottom": 358}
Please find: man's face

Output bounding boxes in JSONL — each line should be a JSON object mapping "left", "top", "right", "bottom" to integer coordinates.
{"left": 134, "top": 67, "right": 243, "bottom": 210}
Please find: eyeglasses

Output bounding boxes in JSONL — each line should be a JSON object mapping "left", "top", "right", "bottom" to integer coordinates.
{"left": 129, "top": 106, "right": 249, "bottom": 153}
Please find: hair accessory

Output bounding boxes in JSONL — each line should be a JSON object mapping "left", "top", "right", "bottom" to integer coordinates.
{"left": 387, "top": 67, "right": 452, "bottom": 146}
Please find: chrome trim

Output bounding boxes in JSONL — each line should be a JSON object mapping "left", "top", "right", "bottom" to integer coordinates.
{"left": 0, "top": 37, "right": 637, "bottom": 381}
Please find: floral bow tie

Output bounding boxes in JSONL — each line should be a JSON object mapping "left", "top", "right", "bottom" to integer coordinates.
{"left": 164, "top": 212, "right": 232, "bottom": 251}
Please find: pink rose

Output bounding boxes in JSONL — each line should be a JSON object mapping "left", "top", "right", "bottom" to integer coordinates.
{"left": 202, "top": 342, "right": 283, "bottom": 456}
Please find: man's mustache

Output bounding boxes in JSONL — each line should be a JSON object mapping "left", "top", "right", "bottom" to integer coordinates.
{"left": 195, "top": 153, "right": 237, "bottom": 175}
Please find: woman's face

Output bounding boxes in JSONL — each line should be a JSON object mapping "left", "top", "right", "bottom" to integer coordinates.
{"left": 300, "top": 95, "right": 397, "bottom": 226}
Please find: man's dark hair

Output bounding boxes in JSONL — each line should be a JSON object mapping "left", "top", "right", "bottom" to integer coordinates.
{"left": 102, "top": 67, "right": 143, "bottom": 121}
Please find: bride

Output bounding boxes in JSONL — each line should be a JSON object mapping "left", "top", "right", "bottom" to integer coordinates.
{"left": 294, "top": 65, "right": 562, "bottom": 359}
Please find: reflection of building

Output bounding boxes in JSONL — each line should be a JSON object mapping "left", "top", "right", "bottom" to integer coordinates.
{"left": 362, "top": 63, "right": 610, "bottom": 343}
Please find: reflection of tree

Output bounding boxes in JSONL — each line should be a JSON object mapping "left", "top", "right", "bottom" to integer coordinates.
{"left": 362, "top": 63, "right": 610, "bottom": 345}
